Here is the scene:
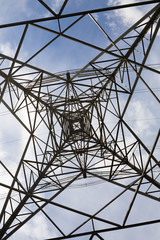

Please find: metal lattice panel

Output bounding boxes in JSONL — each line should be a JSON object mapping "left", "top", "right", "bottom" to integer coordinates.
{"left": 0, "top": 1, "right": 160, "bottom": 239}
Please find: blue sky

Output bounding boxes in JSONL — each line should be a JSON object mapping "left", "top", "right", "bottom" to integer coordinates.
{"left": 0, "top": 1, "right": 160, "bottom": 240}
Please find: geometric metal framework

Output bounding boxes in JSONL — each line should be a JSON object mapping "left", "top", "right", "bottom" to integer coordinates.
{"left": 0, "top": 1, "right": 160, "bottom": 239}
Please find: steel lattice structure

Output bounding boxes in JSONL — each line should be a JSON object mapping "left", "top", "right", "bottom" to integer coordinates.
{"left": 0, "top": 1, "right": 160, "bottom": 239}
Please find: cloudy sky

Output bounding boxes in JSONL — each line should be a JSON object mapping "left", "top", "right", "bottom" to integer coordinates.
{"left": 0, "top": 1, "right": 160, "bottom": 240}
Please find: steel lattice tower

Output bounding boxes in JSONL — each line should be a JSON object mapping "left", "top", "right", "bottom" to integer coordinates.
{"left": 0, "top": 1, "right": 160, "bottom": 239}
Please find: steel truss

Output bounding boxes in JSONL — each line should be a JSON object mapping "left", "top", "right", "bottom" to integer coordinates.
{"left": 0, "top": 1, "right": 160, "bottom": 239}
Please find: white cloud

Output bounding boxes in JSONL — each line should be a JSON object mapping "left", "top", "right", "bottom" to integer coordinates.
{"left": 43, "top": 0, "right": 64, "bottom": 17}
{"left": 0, "top": 131, "right": 8, "bottom": 159}
{"left": 52, "top": 0, "right": 64, "bottom": 12}
{"left": 107, "top": 0, "right": 144, "bottom": 26}
{"left": 14, "top": 214, "right": 53, "bottom": 240}
{"left": 92, "top": 13, "right": 99, "bottom": 22}
{"left": 0, "top": 0, "right": 29, "bottom": 23}
{"left": 125, "top": 99, "right": 156, "bottom": 136}
{"left": 0, "top": 42, "right": 15, "bottom": 57}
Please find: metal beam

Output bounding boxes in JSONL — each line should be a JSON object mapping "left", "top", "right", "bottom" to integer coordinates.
{"left": 0, "top": 1, "right": 159, "bottom": 29}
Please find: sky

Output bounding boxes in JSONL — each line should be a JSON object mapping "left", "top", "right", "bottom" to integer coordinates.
{"left": 0, "top": 1, "right": 160, "bottom": 240}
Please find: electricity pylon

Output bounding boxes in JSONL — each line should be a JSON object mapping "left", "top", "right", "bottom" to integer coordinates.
{"left": 0, "top": 1, "right": 160, "bottom": 239}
